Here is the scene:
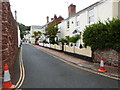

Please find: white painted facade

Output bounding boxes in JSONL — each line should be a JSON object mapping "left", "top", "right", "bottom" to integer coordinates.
{"left": 58, "top": 0, "right": 120, "bottom": 47}
{"left": 24, "top": 32, "right": 30, "bottom": 43}
{"left": 30, "top": 25, "right": 42, "bottom": 44}
{"left": 17, "top": 26, "right": 21, "bottom": 48}
{"left": 40, "top": 25, "right": 46, "bottom": 41}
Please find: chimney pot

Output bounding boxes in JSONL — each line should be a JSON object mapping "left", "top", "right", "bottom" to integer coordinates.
{"left": 47, "top": 16, "right": 49, "bottom": 23}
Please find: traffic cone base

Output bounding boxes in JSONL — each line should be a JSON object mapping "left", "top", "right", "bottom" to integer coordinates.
{"left": 3, "top": 81, "right": 16, "bottom": 88}
{"left": 98, "top": 69, "right": 107, "bottom": 72}
{"left": 3, "top": 81, "right": 12, "bottom": 88}
{"left": 2, "top": 64, "right": 16, "bottom": 89}
{"left": 98, "top": 66, "right": 107, "bottom": 72}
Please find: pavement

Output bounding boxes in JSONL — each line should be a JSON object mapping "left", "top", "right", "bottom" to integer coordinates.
{"left": 33, "top": 44, "right": 120, "bottom": 80}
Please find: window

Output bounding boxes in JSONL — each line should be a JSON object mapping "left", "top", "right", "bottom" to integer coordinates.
{"left": 67, "top": 21, "right": 70, "bottom": 28}
{"left": 88, "top": 9, "right": 94, "bottom": 24}
{"left": 76, "top": 15, "right": 80, "bottom": 26}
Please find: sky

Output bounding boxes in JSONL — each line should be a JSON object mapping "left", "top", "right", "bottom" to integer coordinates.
{"left": 9, "top": 0, "right": 100, "bottom": 26}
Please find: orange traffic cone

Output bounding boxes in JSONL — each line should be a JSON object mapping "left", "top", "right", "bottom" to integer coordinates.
{"left": 2, "top": 64, "right": 16, "bottom": 89}
{"left": 98, "top": 57, "right": 107, "bottom": 72}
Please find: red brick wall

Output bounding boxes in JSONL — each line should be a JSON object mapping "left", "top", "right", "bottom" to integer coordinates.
{"left": 1, "top": 2, "right": 18, "bottom": 69}
{"left": 0, "top": 1, "right": 2, "bottom": 87}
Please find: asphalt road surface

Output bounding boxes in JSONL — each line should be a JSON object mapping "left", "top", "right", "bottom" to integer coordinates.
{"left": 20, "top": 44, "right": 119, "bottom": 88}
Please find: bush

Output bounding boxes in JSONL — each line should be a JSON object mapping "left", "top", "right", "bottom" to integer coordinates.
{"left": 83, "top": 18, "right": 120, "bottom": 52}
{"left": 59, "top": 35, "right": 81, "bottom": 44}
{"left": 59, "top": 38, "right": 69, "bottom": 44}
{"left": 69, "top": 35, "right": 80, "bottom": 43}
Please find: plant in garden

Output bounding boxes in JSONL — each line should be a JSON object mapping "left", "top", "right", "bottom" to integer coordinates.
{"left": 59, "top": 38, "right": 69, "bottom": 44}
{"left": 69, "top": 35, "right": 81, "bottom": 43}
{"left": 83, "top": 18, "right": 120, "bottom": 52}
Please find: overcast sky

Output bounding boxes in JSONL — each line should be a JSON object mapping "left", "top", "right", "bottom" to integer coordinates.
{"left": 9, "top": 0, "right": 100, "bottom": 26}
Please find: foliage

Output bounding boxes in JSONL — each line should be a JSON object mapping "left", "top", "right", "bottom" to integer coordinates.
{"left": 45, "top": 23, "right": 58, "bottom": 44}
{"left": 83, "top": 18, "right": 120, "bottom": 52}
{"left": 59, "top": 38, "right": 69, "bottom": 44}
{"left": 59, "top": 35, "right": 81, "bottom": 44}
{"left": 32, "top": 31, "right": 41, "bottom": 42}
{"left": 18, "top": 22, "right": 30, "bottom": 39}
{"left": 69, "top": 35, "right": 81, "bottom": 43}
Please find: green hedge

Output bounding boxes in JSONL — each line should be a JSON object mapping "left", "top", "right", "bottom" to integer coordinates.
{"left": 83, "top": 18, "right": 120, "bottom": 52}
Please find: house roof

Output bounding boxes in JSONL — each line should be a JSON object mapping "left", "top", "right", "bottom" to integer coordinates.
{"left": 48, "top": 15, "right": 64, "bottom": 25}
{"left": 31, "top": 25, "right": 42, "bottom": 30}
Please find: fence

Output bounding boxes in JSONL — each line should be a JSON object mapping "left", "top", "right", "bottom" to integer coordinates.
{"left": 39, "top": 43, "right": 92, "bottom": 57}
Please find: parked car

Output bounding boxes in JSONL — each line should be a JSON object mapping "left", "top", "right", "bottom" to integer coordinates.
{"left": 35, "top": 41, "right": 39, "bottom": 45}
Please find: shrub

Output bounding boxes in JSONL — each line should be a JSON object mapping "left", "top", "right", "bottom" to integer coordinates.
{"left": 83, "top": 18, "right": 120, "bottom": 52}
{"left": 59, "top": 38, "right": 69, "bottom": 44}
{"left": 69, "top": 35, "right": 81, "bottom": 43}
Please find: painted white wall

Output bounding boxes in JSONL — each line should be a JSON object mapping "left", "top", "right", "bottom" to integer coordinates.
{"left": 94, "top": 0, "right": 113, "bottom": 22}
{"left": 30, "top": 25, "right": 42, "bottom": 44}
{"left": 119, "top": 1, "right": 120, "bottom": 19}
{"left": 112, "top": 0, "right": 120, "bottom": 19}
{"left": 17, "top": 26, "right": 21, "bottom": 48}
{"left": 59, "top": 0, "right": 120, "bottom": 46}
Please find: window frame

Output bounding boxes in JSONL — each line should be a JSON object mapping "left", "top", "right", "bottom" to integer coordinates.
{"left": 76, "top": 15, "right": 80, "bottom": 27}
{"left": 88, "top": 8, "right": 94, "bottom": 24}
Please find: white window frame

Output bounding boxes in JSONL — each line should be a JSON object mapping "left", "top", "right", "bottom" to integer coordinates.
{"left": 88, "top": 9, "right": 94, "bottom": 24}
{"left": 76, "top": 15, "right": 80, "bottom": 26}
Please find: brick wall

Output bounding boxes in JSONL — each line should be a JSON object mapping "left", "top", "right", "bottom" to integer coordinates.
{"left": 0, "top": 1, "right": 2, "bottom": 87}
{"left": 1, "top": 1, "right": 18, "bottom": 73}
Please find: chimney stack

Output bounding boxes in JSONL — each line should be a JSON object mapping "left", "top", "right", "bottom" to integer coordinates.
{"left": 68, "top": 4, "right": 76, "bottom": 17}
{"left": 54, "top": 14, "right": 57, "bottom": 20}
{"left": 15, "top": 10, "right": 17, "bottom": 21}
{"left": 47, "top": 16, "right": 49, "bottom": 23}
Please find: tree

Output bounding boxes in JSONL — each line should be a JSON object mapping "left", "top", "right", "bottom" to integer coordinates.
{"left": 83, "top": 18, "right": 120, "bottom": 52}
{"left": 18, "top": 23, "right": 30, "bottom": 39}
{"left": 45, "top": 23, "right": 58, "bottom": 44}
{"left": 32, "top": 31, "right": 41, "bottom": 43}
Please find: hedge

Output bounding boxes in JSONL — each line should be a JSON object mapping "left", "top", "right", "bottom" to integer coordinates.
{"left": 83, "top": 18, "right": 120, "bottom": 52}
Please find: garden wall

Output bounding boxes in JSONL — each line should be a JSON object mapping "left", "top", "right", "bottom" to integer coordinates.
{"left": 93, "top": 48, "right": 120, "bottom": 67}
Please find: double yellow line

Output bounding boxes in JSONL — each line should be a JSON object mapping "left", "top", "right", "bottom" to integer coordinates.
{"left": 15, "top": 47, "right": 25, "bottom": 88}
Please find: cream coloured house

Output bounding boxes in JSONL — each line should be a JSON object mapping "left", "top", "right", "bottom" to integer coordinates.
{"left": 30, "top": 25, "right": 42, "bottom": 44}
{"left": 58, "top": 0, "right": 120, "bottom": 47}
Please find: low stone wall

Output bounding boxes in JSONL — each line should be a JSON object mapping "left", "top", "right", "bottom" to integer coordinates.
{"left": 93, "top": 48, "right": 120, "bottom": 67}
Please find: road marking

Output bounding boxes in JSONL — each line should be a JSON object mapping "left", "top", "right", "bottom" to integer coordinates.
{"left": 15, "top": 47, "right": 25, "bottom": 88}
{"left": 15, "top": 57, "right": 22, "bottom": 87}
{"left": 34, "top": 45, "right": 120, "bottom": 80}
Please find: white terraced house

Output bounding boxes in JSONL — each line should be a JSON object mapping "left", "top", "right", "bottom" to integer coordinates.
{"left": 58, "top": 0, "right": 120, "bottom": 47}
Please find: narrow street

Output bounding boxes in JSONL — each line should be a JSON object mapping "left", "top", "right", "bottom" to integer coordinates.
{"left": 18, "top": 44, "right": 119, "bottom": 88}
